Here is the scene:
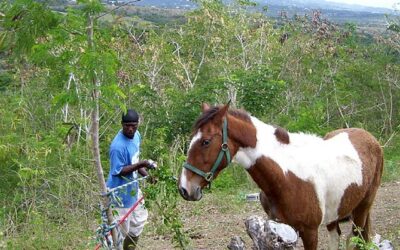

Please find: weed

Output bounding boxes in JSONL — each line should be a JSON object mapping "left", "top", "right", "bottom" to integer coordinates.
{"left": 350, "top": 225, "right": 379, "bottom": 250}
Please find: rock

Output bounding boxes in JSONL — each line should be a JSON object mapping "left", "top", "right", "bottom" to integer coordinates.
{"left": 378, "top": 240, "right": 394, "bottom": 250}
{"left": 227, "top": 236, "right": 245, "bottom": 250}
{"left": 372, "top": 233, "right": 395, "bottom": 250}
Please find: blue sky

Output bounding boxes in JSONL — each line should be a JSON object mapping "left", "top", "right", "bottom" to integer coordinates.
{"left": 326, "top": 0, "right": 398, "bottom": 9}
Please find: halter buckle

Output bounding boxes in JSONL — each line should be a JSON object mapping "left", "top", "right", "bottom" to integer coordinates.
{"left": 221, "top": 143, "right": 229, "bottom": 151}
{"left": 204, "top": 172, "right": 214, "bottom": 182}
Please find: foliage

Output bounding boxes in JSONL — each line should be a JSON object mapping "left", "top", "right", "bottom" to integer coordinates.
{"left": 350, "top": 226, "right": 379, "bottom": 250}
{"left": 382, "top": 134, "right": 400, "bottom": 182}
{"left": 141, "top": 128, "right": 189, "bottom": 248}
{"left": 211, "top": 164, "right": 252, "bottom": 191}
{"left": 1, "top": 0, "right": 60, "bottom": 57}
{"left": 225, "top": 66, "right": 285, "bottom": 118}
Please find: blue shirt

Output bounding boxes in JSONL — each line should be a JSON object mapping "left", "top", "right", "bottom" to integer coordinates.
{"left": 106, "top": 130, "right": 141, "bottom": 208}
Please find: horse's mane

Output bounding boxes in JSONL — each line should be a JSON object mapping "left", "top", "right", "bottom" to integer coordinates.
{"left": 193, "top": 105, "right": 251, "bottom": 131}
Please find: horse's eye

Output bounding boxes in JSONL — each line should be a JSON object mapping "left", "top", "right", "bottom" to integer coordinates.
{"left": 202, "top": 139, "right": 211, "bottom": 147}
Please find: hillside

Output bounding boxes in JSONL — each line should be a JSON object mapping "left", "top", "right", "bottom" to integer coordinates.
{"left": 113, "top": 0, "right": 395, "bottom": 28}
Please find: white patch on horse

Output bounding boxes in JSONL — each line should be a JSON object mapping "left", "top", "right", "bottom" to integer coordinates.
{"left": 179, "top": 168, "right": 190, "bottom": 191}
{"left": 235, "top": 116, "right": 363, "bottom": 225}
{"left": 180, "top": 131, "right": 202, "bottom": 190}
{"left": 233, "top": 150, "right": 254, "bottom": 167}
{"left": 189, "top": 130, "right": 202, "bottom": 150}
{"left": 233, "top": 118, "right": 276, "bottom": 169}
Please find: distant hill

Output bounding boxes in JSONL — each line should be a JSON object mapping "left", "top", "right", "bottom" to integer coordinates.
{"left": 133, "top": 0, "right": 196, "bottom": 9}
{"left": 252, "top": 0, "right": 395, "bottom": 26}
{"left": 257, "top": 0, "right": 395, "bottom": 14}
{"left": 131, "top": 0, "right": 395, "bottom": 14}
{"left": 113, "top": 0, "right": 395, "bottom": 26}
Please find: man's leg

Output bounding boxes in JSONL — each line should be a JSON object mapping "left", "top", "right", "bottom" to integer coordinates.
{"left": 113, "top": 207, "right": 133, "bottom": 250}
{"left": 123, "top": 234, "right": 139, "bottom": 250}
{"left": 125, "top": 198, "right": 149, "bottom": 250}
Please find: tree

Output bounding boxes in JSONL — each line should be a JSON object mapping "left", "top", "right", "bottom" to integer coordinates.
{"left": 2, "top": 0, "right": 123, "bottom": 247}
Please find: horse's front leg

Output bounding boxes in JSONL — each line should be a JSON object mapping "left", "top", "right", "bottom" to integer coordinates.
{"left": 299, "top": 228, "right": 318, "bottom": 250}
{"left": 259, "top": 191, "right": 272, "bottom": 217}
{"left": 327, "top": 221, "right": 341, "bottom": 250}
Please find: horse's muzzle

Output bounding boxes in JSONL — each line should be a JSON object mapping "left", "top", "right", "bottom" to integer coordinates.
{"left": 178, "top": 185, "right": 202, "bottom": 201}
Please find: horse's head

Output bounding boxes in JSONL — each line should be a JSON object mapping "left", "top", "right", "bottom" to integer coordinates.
{"left": 178, "top": 102, "right": 232, "bottom": 201}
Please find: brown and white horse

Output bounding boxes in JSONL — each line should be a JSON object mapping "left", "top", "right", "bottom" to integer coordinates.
{"left": 178, "top": 103, "right": 383, "bottom": 250}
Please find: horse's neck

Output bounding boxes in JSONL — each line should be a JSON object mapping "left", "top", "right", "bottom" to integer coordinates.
{"left": 249, "top": 117, "right": 283, "bottom": 152}
{"left": 231, "top": 116, "right": 331, "bottom": 198}
{"left": 231, "top": 116, "right": 287, "bottom": 168}
{"left": 232, "top": 115, "right": 325, "bottom": 165}
{"left": 230, "top": 116, "right": 295, "bottom": 198}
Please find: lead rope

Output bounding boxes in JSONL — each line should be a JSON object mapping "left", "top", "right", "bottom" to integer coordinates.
{"left": 94, "top": 176, "right": 147, "bottom": 250}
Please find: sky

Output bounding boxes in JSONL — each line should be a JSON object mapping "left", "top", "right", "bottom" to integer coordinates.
{"left": 326, "top": 0, "right": 399, "bottom": 9}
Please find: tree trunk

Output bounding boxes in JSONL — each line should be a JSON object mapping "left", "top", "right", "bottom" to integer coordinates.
{"left": 245, "top": 215, "right": 298, "bottom": 250}
{"left": 87, "top": 14, "right": 119, "bottom": 249}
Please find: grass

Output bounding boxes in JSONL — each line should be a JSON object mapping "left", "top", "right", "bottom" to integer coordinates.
{"left": 382, "top": 134, "right": 400, "bottom": 182}
{"left": 383, "top": 159, "right": 400, "bottom": 182}
{"left": 3, "top": 219, "right": 94, "bottom": 250}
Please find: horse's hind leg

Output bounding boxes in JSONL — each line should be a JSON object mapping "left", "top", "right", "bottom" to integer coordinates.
{"left": 299, "top": 228, "right": 318, "bottom": 250}
{"left": 346, "top": 200, "right": 374, "bottom": 249}
{"left": 348, "top": 166, "right": 382, "bottom": 248}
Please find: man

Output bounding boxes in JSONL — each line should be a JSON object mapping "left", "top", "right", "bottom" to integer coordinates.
{"left": 106, "top": 109, "right": 156, "bottom": 250}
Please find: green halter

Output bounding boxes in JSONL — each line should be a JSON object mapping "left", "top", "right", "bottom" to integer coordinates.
{"left": 183, "top": 117, "right": 231, "bottom": 182}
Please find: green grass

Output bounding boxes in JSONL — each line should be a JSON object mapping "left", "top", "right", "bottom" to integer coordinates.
{"left": 382, "top": 135, "right": 400, "bottom": 182}
{"left": 383, "top": 159, "right": 400, "bottom": 182}
{"left": 3, "top": 217, "right": 94, "bottom": 250}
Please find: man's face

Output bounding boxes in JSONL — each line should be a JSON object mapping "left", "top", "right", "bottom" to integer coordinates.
{"left": 122, "top": 122, "right": 138, "bottom": 139}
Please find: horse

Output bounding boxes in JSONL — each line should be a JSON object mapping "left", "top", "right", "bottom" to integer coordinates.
{"left": 178, "top": 103, "right": 383, "bottom": 250}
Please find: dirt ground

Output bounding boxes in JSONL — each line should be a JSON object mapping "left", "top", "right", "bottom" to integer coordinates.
{"left": 139, "top": 181, "right": 400, "bottom": 249}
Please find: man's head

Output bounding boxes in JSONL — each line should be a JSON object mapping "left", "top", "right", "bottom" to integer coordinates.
{"left": 121, "top": 109, "right": 139, "bottom": 139}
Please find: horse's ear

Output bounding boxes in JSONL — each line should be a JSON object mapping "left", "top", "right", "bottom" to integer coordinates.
{"left": 223, "top": 100, "right": 231, "bottom": 112}
{"left": 214, "top": 102, "right": 230, "bottom": 122}
{"left": 201, "top": 103, "right": 210, "bottom": 113}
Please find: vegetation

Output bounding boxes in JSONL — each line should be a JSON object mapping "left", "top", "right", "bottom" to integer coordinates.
{"left": 350, "top": 225, "right": 379, "bottom": 250}
{"left": 0, "top": 0, "right": 399, "bottom": 249}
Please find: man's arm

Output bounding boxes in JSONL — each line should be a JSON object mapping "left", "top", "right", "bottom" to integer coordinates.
{"left": 119, "top": 160, "right": 152, "bottom": 176}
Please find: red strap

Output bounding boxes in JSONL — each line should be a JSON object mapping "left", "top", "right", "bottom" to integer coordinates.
{"left": 94, "top": 196, "right": 145, "bottom": 250}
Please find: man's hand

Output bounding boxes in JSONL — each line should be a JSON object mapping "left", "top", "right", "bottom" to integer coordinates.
{"left": 146, "top": 159, "right": 158, "bottom": 170}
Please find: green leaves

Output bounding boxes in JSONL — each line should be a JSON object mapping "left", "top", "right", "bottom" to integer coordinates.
{"left": 236, "top": 0, "right": 257, "bottom": 7}
{"left": 30, "top": 44, "right": 56, "bottom": 67}
{"left": 17, "top": 167, "right": 46, "bottom": 185}
{"left": 79, "top": 0, "right": 105, "bottom": 16}
{"left": 143, "top": 159, "right": 190, "bottom": 248}
{"left": 2, "top": 0, "right": 60, "bottom": 56}
{"left": 388, "top": 23, "right": 400, "bottom": 32}
{"left": 228, "top": 66, "right": 286, "bottom": 118}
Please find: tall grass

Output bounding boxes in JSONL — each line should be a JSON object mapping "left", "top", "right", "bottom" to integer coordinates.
{"left": 0, "top": 145, "right": 100, "bottom": 249}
